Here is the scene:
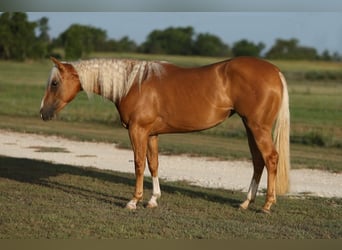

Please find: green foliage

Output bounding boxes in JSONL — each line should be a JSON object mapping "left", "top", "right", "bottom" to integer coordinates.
{"left": 102, "top": 36, "right": 138, "bottom": 52}
{"left": 304, "top": 70, "right": 342, "bottom": 81}
{"left": 1, "top": 12, "right": 340, "bottom": 61}
{"left": 291, "top": 131, "right": 329, "bottom": 147}
{"left": 232, "top": 39, "right": 265, "bottom": 57}
{"left": 266, "top": 38, "right": 318, "bottom": 60}
{"left": 0, "top": 12, "right": 47, "bottom": 60}
{"left": 141, "top": 26, "right": 195, "bottom": 55}
{"left": 141, "top": 27, "right": 233, "bottom": 57}
{"left": 56, "top": 24, "right": 108, "bottom": 59}
{"left": 192, "top": 33, "right": 231, "bottom": 57}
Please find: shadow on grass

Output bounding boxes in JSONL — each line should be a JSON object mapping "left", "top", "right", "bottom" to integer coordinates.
{"left": 0, "top": 155, "right": 242, "bottom": 208}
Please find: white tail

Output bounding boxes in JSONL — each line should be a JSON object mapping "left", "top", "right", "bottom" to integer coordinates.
{"left": 273, "top": 72, "right": 290, "bottom": 194}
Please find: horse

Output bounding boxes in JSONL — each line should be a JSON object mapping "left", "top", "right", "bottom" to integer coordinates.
{"left": 40, "top": 56, "right": 290, "bottom": 213}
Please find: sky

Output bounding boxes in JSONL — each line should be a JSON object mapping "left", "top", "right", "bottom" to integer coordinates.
{"left": 26, "top": 12, "right": 342, "bottom": 55}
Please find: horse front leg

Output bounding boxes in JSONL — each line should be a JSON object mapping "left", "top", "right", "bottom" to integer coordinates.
{"left": 146, "top": 135, "right": 161, "bottom": 208}
{"left": 126, "top": 126, "right": 149, "bottom": 210}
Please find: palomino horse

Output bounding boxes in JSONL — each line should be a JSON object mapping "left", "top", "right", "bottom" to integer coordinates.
{"left": 40, "top": 56, "right": 290, "bottom": 213}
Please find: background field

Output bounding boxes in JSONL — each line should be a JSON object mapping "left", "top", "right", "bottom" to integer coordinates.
{"left": 0, "top": 53, "right": 341, "bottom": 239}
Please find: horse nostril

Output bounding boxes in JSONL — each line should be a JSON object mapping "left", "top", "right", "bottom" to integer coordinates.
{"left": 40, "top": 108, "right": 50, "bottom": 121}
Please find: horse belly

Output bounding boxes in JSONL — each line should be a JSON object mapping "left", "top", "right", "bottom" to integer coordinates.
{"left": 162, "top": 101, "right": 231, "bottom": 132}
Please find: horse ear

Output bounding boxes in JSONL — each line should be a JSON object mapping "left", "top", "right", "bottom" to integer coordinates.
{"left": 50, "top": 57, "right": 65, "bottom": 71}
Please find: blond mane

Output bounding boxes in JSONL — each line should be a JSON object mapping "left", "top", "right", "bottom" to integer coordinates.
{"left": 70, "top": 58, "right": 165, "bottom": 102}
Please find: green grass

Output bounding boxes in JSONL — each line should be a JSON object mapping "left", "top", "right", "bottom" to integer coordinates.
{"left": 288, "top": 81, "right": 342, "bottom": 148}
{"left": 0, "top": 156, "right": 341, "bottom": 239}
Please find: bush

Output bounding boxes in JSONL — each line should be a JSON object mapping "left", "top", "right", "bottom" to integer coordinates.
{"left": 290, "top": 131, "right": 334, "bottom": 147}
{"left": 305, "top": 71, "right": 342, "bottom": 81}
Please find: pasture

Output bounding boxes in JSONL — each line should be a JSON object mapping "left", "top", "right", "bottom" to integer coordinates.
{"left": 0, "top": 53, "right": 341, "bottom": 239}
{"left": 0, "top": 155, "right": 341, "bottom": 239}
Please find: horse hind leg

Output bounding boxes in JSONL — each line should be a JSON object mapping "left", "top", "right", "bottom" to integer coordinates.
{"left": 146, "top": 135, "right": 161, "bottom": 208}
{"left": 240, "top": 121, "right": 265, "bottom": 210}
{"left": 246, "top": 123, "right": 278, "bottom": 213}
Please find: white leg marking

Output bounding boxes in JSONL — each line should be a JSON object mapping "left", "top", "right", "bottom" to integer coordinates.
{"left": 152, "top": 176, "right": 161, "bottom": 197}
{"left": 248, "top": 179, "right": 259, "bottom": 202}
{"left": 147, "top": 176, "right": 161, "bottom": 208}
{"left": 126, "top": 199, "right": 138, "bottom": 210}
{"left": 240, "top": 178, "right": 259, "bottom": 210}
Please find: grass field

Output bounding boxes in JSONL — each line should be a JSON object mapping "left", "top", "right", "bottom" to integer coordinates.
{"left": 1, "top": 155, "right": 341, "bottom": 239}
{"left": 0, "top": 53, "right": 341, "bottom": 239}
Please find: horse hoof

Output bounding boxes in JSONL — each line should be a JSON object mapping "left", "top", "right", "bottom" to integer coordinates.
{"left": 146, "top": 200, "right": 158, "bottom": 208}
{"left": 239, "top": 200, "right": 249, "bottom": 210}
{"left": 125, "top": 201, "right": 137, "bottom": 210}
{"left": 260, "top": 208, "right": 271, "bottom": 214}
{"left": 239, "top": 205, "right": 247, "bottom": 211}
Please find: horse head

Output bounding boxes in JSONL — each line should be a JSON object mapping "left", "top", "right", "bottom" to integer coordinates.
{"left": 40, "top": 57, "right": 81, "bottom": 121}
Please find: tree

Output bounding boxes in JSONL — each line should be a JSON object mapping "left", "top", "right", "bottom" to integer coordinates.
{"left": 33, "top": 16, "right": 52, "bottom": 59}
{"left": 0, "top": 12, "right": 37, "bottom": 60}
{"left": 320, "top": 50, "right": 331, "bottom": 61}
{"left": 193, "top": 33, "right": 230, "bottom": 57}
{"left": 99, "top": 36, "right": 137, "bottom": 52}
{"left": 0, "top": 12, "right": 52, "bottom": 60}
{"left": 232, "top": 39, "right": 265, "bottom": 57}
{"left": 0, "top": 12, "right": 12, "bottom": 59}
{"left": 37, "top": 17, "right": 50, "bottom": 42}
{"left": 142, "top": 26, "right": 194, "bottom": 55}
{"left": 115, "top": 36, "right": 138, "bottom": 52}
{"left": 266, "top": 38, "right": 318, "bottom": 60}
{"left": 331, "top": 51, "right": 342, "bottom": 61}
{"left": 58, "top": 24, "right": 107, "bottom": 59}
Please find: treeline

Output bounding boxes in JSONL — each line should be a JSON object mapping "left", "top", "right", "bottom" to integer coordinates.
{"left": 1, "top": 12, "right": 341, "bottom": 61}
{"left": 0, "top": 13, "right": 51, "bottom": 60}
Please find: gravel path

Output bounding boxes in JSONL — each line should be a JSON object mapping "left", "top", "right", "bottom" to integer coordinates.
{"left": 1, "top": 130, "right": 341, "bottom": 198}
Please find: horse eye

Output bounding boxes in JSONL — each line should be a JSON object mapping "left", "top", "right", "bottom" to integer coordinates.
{"left": 51, "top": 80, "right": 58, "bottom": 87}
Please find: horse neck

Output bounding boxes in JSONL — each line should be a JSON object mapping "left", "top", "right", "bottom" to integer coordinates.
{"left": 71, "top": 59, "right": 144, "bottom": 103}
{"left": 71, "top": 58, "right": 165, "bottom": 103}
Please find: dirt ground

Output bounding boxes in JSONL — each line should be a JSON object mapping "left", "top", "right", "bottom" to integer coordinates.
{"left": 1, "top": 130, "right": 341, "bottom": 198}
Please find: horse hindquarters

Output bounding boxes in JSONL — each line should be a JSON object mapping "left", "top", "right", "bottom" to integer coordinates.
{"left": 231, "top": 63, "right": 289, "bottom": 213}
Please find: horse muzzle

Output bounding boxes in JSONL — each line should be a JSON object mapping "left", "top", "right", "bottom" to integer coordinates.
{"left": 40, "top": 106, "right": 56, "bottom": 121}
